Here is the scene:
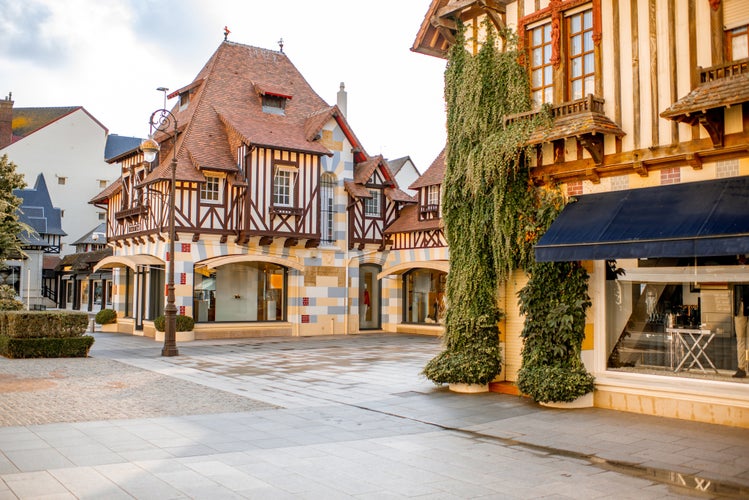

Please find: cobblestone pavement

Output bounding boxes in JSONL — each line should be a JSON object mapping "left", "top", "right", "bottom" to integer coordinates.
{"left": 0, "top": 358, "right": 276, "bottom": 427}
{"left": 0, "top": 332, "right": 747, "bottom": 499}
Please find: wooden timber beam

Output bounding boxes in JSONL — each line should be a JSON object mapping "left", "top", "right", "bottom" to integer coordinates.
{"left": 192, "top": 233, "right": 200, "bottom": 242}
{"left": 577, "top": 134, "right": 604, "bottom": 165}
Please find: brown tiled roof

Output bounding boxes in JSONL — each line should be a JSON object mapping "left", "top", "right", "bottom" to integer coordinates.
{"left": 56, "top": 248, "right": 113, "bottom": 273}
{"left": 384, "top": 204, "right": 443, "bottom": 234}
{"left": 344, "top": 180, "right": 372, "bottom": 199}
{"left": 527, "top": 111, "right": 625, "bottom": 144}
{"left": 43, "top": 255, "right": 61, "bottom": 271}
{"left": 354, "top": 155, "right": 397, "bottom": 185}
{"left": 384, "top": 187, "right": 416, "bottom": 203}
{"left": 142, "top": 41, "right": 335, "bottom": 187}
{"left": 661, "top": 72, "right": 749, "bottom": 121}
{"left": 410, "top": 148, "right": 445, "bottom": 189}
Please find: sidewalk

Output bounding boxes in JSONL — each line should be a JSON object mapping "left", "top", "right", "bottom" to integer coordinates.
{"left": 0, "top": 332, "right": 747, "bottom": 498}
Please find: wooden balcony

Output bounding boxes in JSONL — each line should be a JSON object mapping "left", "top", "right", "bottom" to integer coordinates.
{"left": 115, "top": 204, "right": 148, "bottom": 221}
{"left": 700, "top": 57, "right": 749, "bottom": 83}
{"left": 420, "top": 204, "right": 439, "bottom": 214}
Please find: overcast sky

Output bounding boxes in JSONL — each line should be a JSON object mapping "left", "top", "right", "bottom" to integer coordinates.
{"left": 0, "top": 0, "right": 447, "bottom": 172}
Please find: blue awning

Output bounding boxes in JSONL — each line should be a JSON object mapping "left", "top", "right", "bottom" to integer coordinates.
{"left": 535, "top": 177, "right": 749, "bottom": 262}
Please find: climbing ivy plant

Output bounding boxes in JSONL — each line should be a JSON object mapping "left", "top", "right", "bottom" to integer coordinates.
{"left": 517, "top": 261, "right": 595, "bottom": 402}
{"left": 423, "top": 21, "right": 553, "bottom": 385}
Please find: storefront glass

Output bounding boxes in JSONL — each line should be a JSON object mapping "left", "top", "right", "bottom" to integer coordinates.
{"left": 606, "top": 259, "right": 749, "bottom": 381}
{"left": 193, "top": 262, "right": 286, "bottom": 322}
{"left": 403, "top": 269, "right": 446, "bottom": 325}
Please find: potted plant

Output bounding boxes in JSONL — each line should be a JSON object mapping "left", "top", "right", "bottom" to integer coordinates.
{"left": 154, "top": 314, "right": 195, "bottom": 342}
{"left": 517, "top": 261, "right": 595, "bottom": 407}
{"left": 94, "top": 308, "right": 118, "bottom": 332}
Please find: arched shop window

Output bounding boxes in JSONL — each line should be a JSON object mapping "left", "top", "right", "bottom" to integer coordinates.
{"left": 403, "top": 269, "right": 446, "bottom": 325}
{"left": 193, "top": 262, "right": 287, "bottom": 322}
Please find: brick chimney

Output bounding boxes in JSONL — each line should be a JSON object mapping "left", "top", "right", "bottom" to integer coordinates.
{"left": 336, "top": 82, "right": 347, "bottom": 118}
{"left": 0, "top": 93, "right": 13, "bottom": 149}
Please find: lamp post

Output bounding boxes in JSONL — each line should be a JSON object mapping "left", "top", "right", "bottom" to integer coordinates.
{"left": 140, "top": 108, "right": 179, "bottom": 357}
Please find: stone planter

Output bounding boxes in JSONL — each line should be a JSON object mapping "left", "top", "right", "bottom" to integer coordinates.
{"left": 448, "top": 383, "right": 489, "bottom": 393}
{"left": 154, "top": 330, "right": 195, "bottom": 342}
{"left": 539, "top": 391, "right": 594, "bottom": 409}
{"left": 99, "top": 323, "right": 118, "bottom": 333}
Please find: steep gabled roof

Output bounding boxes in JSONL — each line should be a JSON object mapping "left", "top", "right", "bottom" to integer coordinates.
{"left": 8, "top": 107, "right": 107, "bottom": 145}
{"left": 14, "top": 174, "right": 66, "bottom": 242}
{"left": 384, "top": 204, "right": 442, "bottom": 234}
{"left": 410, "top": 148, "right": 445, "bottom": 189}
{"left": 143, "top": 41, "right": 338, "bottom": 184}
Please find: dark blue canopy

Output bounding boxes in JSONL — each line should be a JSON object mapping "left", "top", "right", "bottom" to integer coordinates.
{"left": 535, "top": 177, "right": 749, "bottom": 262}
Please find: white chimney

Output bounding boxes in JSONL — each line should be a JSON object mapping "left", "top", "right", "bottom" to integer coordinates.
{"left": 337, "top": 82, "right": 347, "bottom": 118}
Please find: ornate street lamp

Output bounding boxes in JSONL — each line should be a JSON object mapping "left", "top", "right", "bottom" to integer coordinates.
{"left": 140, "top": 108, "right": 179, "bottom": 357}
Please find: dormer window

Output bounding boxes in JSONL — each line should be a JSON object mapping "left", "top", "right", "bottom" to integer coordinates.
{"left": 255, "top": 82, "right": 293, "bottom": 115}
{"left": 179, "top": 92, "right": 190, "bottom": 110}
{"left": 262, "top": 94, "right": 288, "bottom": 115}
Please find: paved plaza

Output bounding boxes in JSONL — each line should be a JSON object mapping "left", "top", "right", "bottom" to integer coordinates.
{"left": 0, "top": 332, "right": 748, "bottom": 499}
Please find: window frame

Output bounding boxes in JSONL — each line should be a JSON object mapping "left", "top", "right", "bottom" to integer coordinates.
{"left": 364, "top": 188, "right": 382, "bottom": 218}
{"left": 726, "top": 25, "right": 749, "bottom": 62}
{"left": 528, "top": 21, "right": 554, "bottom": 108}
{"left": 272, "top": 164, "right": 297, "bottom": 208}
{"left": 566, "top": 8, "right": 595, "bottom": 101}
{"left": 200, "top": 175, "right": 222, "bottom": 203}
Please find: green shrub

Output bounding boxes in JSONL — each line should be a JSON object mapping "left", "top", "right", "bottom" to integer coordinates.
{"left": 0, "top": 285, "right": 23, "bottom": 311}
{"left": 0, "top": 335, "right": 94, "bottom": 358}
{"left": 95, "top": 308, "right": 117, "bottom": 325}
{"left": 154, "top": 314, "right": 194, "bottom": 332}
{"left": 0, "top": 311, "right": 88, "bottom": 338}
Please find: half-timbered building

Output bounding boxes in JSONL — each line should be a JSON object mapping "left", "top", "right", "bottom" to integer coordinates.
{"left": 413, "top": 0, "right": 749, "bottom": 427}
{"left": 90, "top": 40, "right": 414, "bottom": 338}
{"left": 380, "top": 149, "right": 449, "bottom": 335}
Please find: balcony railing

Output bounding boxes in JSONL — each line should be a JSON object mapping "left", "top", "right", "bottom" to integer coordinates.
{"left": 504, "top": 94, "right": 605, "bottom": 127}
{"left": 700, "top": 57, "right": 749, "bottom": 83}
{"left": 420, "top": 204, "right": 439, "bottom": 214}
{"left": 115, "top": 204, "right": 148, "bottom": 221}
{"left": 270, "top": 205, "right": 303, "bottom": 216}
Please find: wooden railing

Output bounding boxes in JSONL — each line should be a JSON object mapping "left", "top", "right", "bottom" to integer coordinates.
{"left": 504, "top": 94, "right": 605, "bottom": 126}
{"left": 270, "top": 205, "right": 303, "bottom": 216}
{"left": 420, "top": 204, "right": 439, "bottom": 214}
{"left": 700, "top": 57, "right": 749, "bottom": 83}
{"left": 115, "top": 204, "right": 148, "bottom": 221}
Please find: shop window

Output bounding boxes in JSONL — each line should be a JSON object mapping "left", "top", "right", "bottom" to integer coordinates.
{"left": 606, "top": 261, "right": 749, "bottom": 381}
{"left": 193, "top": 262, "right": 286, "bottom": 323}
{"left": 403, "top": 269, "right": 446, "bottom": 325}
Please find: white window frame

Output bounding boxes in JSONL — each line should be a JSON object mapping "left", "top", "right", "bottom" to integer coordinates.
{"left": 200, "top": 176, "right": 221, "bottom": 202}
{"left": 273, "top": 166, "right": 296, "bottom": 207}
{"left": 364, "top": 188, "right": 381, "bottom": 217}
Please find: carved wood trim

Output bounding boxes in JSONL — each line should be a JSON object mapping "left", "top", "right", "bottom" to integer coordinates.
{"left": 259, "top": 236, "right": 273, "bottom": 246}
{"left": 577, "top": 134, "right": 604, "bottom": 164}
{"left": 284, "top": 238, "right": 298, "bottom": 248}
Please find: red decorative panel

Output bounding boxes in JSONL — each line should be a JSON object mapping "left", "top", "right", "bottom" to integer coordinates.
{"left": 166, "top": 252, "right": 170, "bottom": 262}
{"left": 301, "top": 314, "right": 310, "bottom": 323}
{"left": 180, "top": 273, "right": 186, "bottom": 285}
{"left": 302, "top": 297, "right": 309, "bottom": 306}
{"left": 179, "top": 306, "right": 186, "bottom": 315}
{"left": 181, "top": 243, "right": 190, "bottom": 253}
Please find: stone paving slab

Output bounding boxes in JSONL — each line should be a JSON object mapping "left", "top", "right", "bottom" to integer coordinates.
{"left": 0, "top": 332, "right": 747, "bottom": 498}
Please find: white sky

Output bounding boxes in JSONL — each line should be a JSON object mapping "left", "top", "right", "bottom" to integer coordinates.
{"left": 0, "top": 0, "right": 448, "bottom": 173}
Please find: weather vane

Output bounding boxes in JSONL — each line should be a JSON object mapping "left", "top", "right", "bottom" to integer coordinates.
{"left": 224, "top": 26, "right": 231, "bottom": 41}
{"left": 278, "top": 38, "right": 284, "bottom": 53}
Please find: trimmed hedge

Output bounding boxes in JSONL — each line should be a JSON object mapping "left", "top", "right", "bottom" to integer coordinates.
{"left": 0, "top": 335, "right": 95, "bottom": 358}
{"left": 0, "top": 310, "right": 93, "bottom": 358}
{"left": 154, "top": 314, "right": 195, "bottom": 332}
{"left": 0, "top": 311, "right": 89, "bottom": 338}
{"left": 95, "top": 308, "right": 117, "bottom": 325}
